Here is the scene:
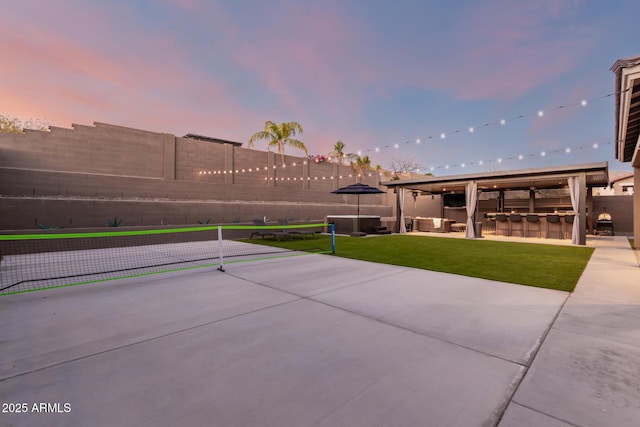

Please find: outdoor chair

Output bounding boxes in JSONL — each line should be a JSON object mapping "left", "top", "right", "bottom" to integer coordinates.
{"left": 495, "top": 214, "right": 510, "bottom": 236}
{"left": 525, "top": 214, "right": 541, "bottom": 238}
{"left": 277, "top": 218, "right": 316, "bottom": 240}
{"left": 250, "top": 219, "right": 292, "bottom": 241}
{"left": 509, "top": 214, "right": 524, "bottom": 237}
{"left": 564, "top": 214, "right": 575, "bottom": 239}
{"left": 546, "top": 214, "right": 562, "bottom": 239}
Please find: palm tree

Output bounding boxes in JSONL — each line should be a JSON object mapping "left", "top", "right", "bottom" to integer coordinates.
{"left": 248, "top": 121, "right": 307, "bottom": 165}
{"left": 329, "top": 140, "right": 346, "bottom": 164}
{"left": 348, "top": 154, "right": 372, "bottom": 181}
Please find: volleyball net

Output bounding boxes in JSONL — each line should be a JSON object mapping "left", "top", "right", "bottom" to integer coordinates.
{"left": 0, "top": 223, "right": 334, "bottom": 295}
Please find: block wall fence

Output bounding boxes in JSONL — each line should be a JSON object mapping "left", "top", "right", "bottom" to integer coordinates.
{"left": 0, "top": 121, "right": 632, "bottom": 233}
{"left": 0, "top": 122, "right": 394, "bottom": 230}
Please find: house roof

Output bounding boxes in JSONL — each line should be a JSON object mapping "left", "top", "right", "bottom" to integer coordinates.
{"left": 381, "top": 162, "right": 609, "bottom": 194}
{"left": 611, "top": 55, "right": 640, "bottom": 164}
{"left": 609, "top": 171, "right": 634, "bottom": 184}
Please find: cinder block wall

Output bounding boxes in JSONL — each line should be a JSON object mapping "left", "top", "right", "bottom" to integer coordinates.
{"left": 593, "top": 195, "right": 634, "bottom": 235}
{"left": 0, "top": 122, "right": 393, "bottom": 229}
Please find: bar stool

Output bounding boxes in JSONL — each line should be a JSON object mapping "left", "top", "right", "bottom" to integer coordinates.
{"left": 546, "top": 214, "right": 562, "bottom": 239}
{"left": 509, "top": 214, "right": 524, "bottom": 236}
{"left": 525, "top": 214, "right": 541, "bottom": 238}
{"left": 564, "top": 214, "right": 575, "bottom": 239}
{"left": 483, "top": 213, "right": 495, "bottom": 234}
{"left": 495, "top": 214, "right": 509, "bottom": 236}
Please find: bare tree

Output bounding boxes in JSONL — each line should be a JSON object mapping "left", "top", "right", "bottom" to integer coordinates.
{"left": 1, "top": 114, "right": 50, "bottom": 133}
{"left": 388, "top": 156, "right": 423, "bottom": 180}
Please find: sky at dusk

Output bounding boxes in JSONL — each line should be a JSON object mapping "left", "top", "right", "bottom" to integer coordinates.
{"left": 2, "top": 0, "right": 639, "bottom": 174}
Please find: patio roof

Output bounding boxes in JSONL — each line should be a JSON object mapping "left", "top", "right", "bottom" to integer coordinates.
{"left": 381, "top": 162, "right": 610, "bottom": 194}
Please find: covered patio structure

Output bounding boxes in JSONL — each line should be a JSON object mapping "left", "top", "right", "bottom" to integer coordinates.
{"left": 382, "top": 162, "right": 610, "bottom": 245}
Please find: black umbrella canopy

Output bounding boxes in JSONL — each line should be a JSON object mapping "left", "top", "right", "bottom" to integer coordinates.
{"left": 331, "top": 182, "right": 385, "bottom": 194}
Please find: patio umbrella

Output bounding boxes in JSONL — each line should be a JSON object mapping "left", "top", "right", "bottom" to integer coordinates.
{"left": 332, "top": 183, "right": 385, "bottom": 236}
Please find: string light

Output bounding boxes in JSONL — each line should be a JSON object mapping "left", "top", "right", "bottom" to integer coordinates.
{"left": 352, "top": 89, "right": 627, "bottom": 158}
{"left": 415, "top": 140, "right": 614, "bottom": 172}
{"left": 194, "top": 90, "right": 624, "bottom": 179}
{"left": 198, "top": 162, "right": 381, "bottom": 181}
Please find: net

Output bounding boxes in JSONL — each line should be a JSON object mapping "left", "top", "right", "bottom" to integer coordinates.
{"left": 0, "top": 223, "right": 332, "bottom": 295}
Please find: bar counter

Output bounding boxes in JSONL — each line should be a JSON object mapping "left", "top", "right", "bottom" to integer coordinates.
{"left": 485, "top": 212, "right": 576, "bottom": 239}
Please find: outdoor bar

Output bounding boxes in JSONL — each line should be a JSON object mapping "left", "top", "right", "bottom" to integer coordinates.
{"left": 381, "top": 162, "right": 610, "bottom": 245}
{"left": 486, "top": 212, "right": 575, "bottom": 239}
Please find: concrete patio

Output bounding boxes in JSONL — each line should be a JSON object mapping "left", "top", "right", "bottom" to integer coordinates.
{"left": 0, "top": 235, "right": 637, "bottom": 426}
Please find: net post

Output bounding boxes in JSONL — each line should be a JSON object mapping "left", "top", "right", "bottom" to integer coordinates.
{"left": 217, "top": 225, "right": 225, "bottom": 272}
{"left": 331, "top": 223, "right": 335, "bottom": 255}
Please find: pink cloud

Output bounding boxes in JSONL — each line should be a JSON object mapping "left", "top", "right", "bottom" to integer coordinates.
{"left": 0, "top": 1, "right": 252, "bottom": 139}
{"left": 228, "top": 3, "right": 373, "bottom": 118}
{"left": 0, "top": 2, "right": 389, "bottom": 155}
{"left": 398, "top": 0, "right": 593, "bottom": 101}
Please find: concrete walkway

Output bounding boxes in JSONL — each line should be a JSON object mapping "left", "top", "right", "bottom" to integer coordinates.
{"left": 0, "top": 235, "right": 638, "bottom": 426}
{"left": 499, "top": 235, "right": 640, "bottom": 426}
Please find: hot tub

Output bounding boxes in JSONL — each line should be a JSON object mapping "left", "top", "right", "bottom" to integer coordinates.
{"left": 325, "top": 215, "right": 381, "bottom": 235}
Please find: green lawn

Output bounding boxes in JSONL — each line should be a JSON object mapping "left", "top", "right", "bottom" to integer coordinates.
{"left": 243, "top": 234, "right": 594, "bottom": 292}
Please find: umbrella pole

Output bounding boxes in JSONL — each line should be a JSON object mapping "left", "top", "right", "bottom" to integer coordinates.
{"left": 357, "top": 194, "right": 360, "bottom": 234}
